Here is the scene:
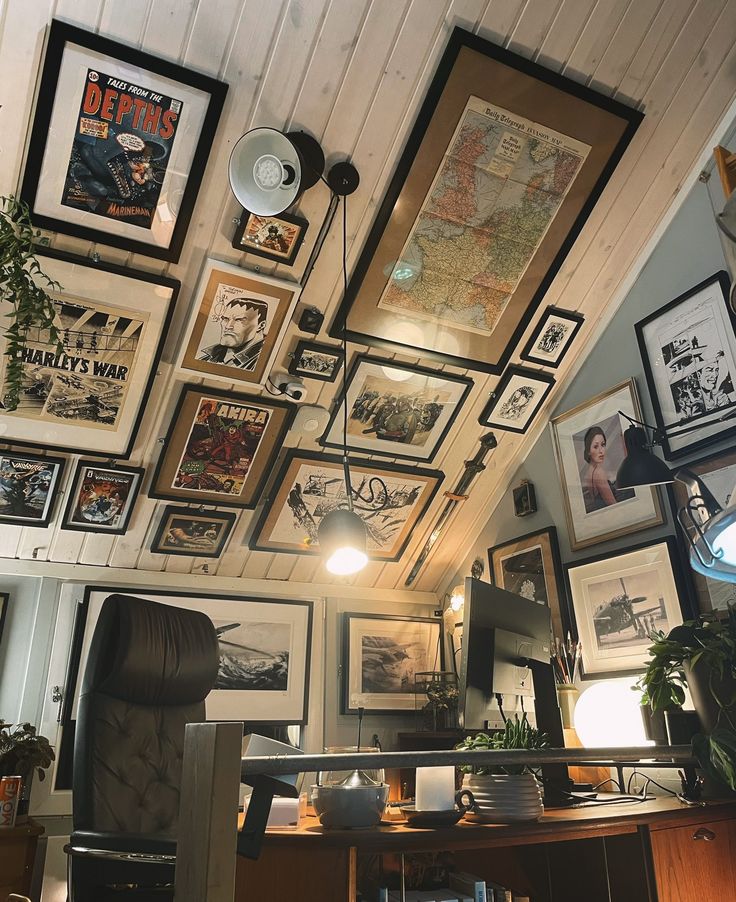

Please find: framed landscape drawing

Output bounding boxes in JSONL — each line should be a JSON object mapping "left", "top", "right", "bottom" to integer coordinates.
{"left": 479, "top": 366, "right": 554, "bottom": 432}
{"left": 232, "top": 209, "right": 308, "bottom": 265}
{"left": 0, "top": 247, "right": 177, "bottom": 458}
{"left": 61, "top": 460, "right": 143, "bottom": 534}
{"left": 150, "top": 505, "right": 236, "bottom": 557}
{"left": 636, "top": 271, "right": 736, "bottom": 460}
{"left": 249, "top": 449, "right": 443, "bottom": 563}
{"left": 288, "top": 340, "right": 343, "bottom": 382}
{"left": 550, "top": 379, "right": 664, "bottom": 551}
{"left": 520, "top": 306, "right": 584, "bottom": 368}
{"left": 0, "top": 451, "right": 65, "bottom": 527}
{"left": 342, "top": 613, "right": 441, "bottom": 714}
{"left": 20, "top": 20, "right": 227, "bottom": 262}
{"left": 321, "top": 354, "right": 473, "bottom": 462}
{"left": 330, "top": 26, "right": 641, "bottom": 374}
{"left": 149, "top": 384, "right": 293, "bottom": 509}
{"left": 177, "top": 258, "right": 301, "bottom": 388}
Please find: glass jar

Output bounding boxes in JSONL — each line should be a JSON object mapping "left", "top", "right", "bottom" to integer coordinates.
{"left": 414, "top": 671, "right": 460, "bottom": 731}
{"left": 317, "top": 745, "right": 385, "bottom": 786}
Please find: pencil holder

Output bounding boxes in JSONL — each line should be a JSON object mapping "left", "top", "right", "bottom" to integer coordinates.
{"left": 556, "top": 684, "right": 579, "bottom": 729}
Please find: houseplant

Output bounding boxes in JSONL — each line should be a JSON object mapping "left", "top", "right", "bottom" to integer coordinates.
{"left": 0, "top": 720, "right": 55, "bottom": 820}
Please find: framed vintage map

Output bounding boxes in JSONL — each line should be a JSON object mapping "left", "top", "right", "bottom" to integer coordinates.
{"left": 330, "top": 27, "right": 641, "bottom": 374}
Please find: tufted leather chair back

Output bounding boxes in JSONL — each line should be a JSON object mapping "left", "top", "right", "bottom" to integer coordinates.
{"left": 73, "top": 594, "right": 219, "bottom": 838}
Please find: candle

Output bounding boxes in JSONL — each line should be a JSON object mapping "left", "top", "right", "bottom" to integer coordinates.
{"left": 415, "top": 765, "right": 455, "bottom": 811}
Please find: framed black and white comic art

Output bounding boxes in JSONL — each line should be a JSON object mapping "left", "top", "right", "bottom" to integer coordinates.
{"left": 0, "top": 451, "right": 65, "bottom": 528}
{"left": 478, "top": 366, "right": 554, "bottom": 433}
{"left": 520, "top": 306, "right": 584, "bottom": 368}
{"left": 288, "top": 340, "right": 343, "bottom": 382}
{"left": 20, "top": 20, "right": 227, "bottom": 261}
{"left": 150, "top": 505, "right": 236, "bottom": 558}
{"left": 61, "top": 460, "right": 143, "bottom": 534}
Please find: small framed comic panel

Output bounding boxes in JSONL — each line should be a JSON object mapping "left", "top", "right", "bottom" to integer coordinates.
{"left": 0, "top": 246, "right": 177, "bottom": 458}
{"left": 341, "top": 612, "right": 442, "bottom": 714}
{"left": 176, "top": 258, "right": 301, "bottom": 388}
{"left": 478, "top": 366, "right": 554, "bottom": 433}
{"left": 232, "top": 209, "right": 308, "bottom": 266}
{"left": 151, "top": 505, "right": 236, "bottom": 558}
{"left": 0, "top": 451, "right": 65, "bottom": 527}
{"left": 61, "top": 460, "right": 143, "bottom": 534}
{"left": 635, "top": 271, "right": 736, "bottom": 460}
{"left": 20, "top": 19, "right": 227, "bottom": 262}
{"left": 149, "top": 384, "right": 293, "bottom": 509}
{"left": 520, "top": 307, "right": 584, "bottom": 368}
{"left": 288, "top": 340, "right": 343, "bottom": 383}
{"left": 321, "top": 354, "right": 473, "bottom": 462}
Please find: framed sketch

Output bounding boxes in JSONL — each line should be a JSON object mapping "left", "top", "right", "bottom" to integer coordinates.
{"left": 232, "top": 209, "right": 308, "bottom": 265}
{"left": 478, "top": 366, "right": 554, "bottom": 432}
{"left": 150, "top": 505, "right": 236, "bottom": 557}
{"left": 177, "top": 258, "right": 301, "bottom": 387}
{"left": 550, "top": 379, "right": 665, "bottom": 551}
{"left": 149, "top": 384, "right": 293, "bottom": 509}
{"left": 342, "top": 612, "right": 442, "bottom": 714}
{"left": 0, "top": 247, "right": 177, "bottom": 458}
{"left": 488, "top": 526, "right": 565, "bottom": 639}
{"left": 512, "top": 480, "right": 537, "bottom": 517}
{"left": 20, "top": 20, "right": 227, "bottom": 262}
{"left": 636, "top": 272, "right": 736, "bottom": 460}
{"left": 288, "top": 340, "right": 343, "bottom": 382}
{"left": 0, "top": 451, "right": 65, "bottom": 527}
{"left": 564, "top": 537, "right": 690, "bottom": 678}
{"left": 330, "top": 26, "right": 641, "bottom": 374}
{"left": 520, "top": 307, "right": 584, "bottom": 368}
{"left": 321, "top": 354, "right": 473, "bottom": 462}
{"left": 61, "top": 461, "right": 143, "bottom": 534}
{"left": 249, "top": 449, "right": 443, "bottom": 562}
{"left": 0, "top": 594, "right": 8, "bottom": 648}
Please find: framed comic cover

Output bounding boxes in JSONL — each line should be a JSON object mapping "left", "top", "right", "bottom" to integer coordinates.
{"left": 176, "top": 258, "right": 301, "bottom": 388}
{"left": 288, "top": 340, "right": 343, "bottom": 382}
{"left": 320, "top": 354, "right": 473, "bottom": 462}
{"left": 61, "top": 460, "right": 143, "bottom": 534}
{"left": 550, "top": 379, "right": 665, "bottom": 551}
{"left": 232, "top": 209, "right": 308, "bottom": 265}
{"left": 20, "top": 19, "right": 227, "bottom": 262}
{"left": 149, "top": 384, "right": 293, "bottom": 509}
{"left": 520, "top": 306, "right": 584, "bottom": 368}
{"left": 341, "top": 612, "right": 442, "bottom": 714}
{"left": 330, "top": 26, "right": 641, "bottom": 374}
{"left": 0, "top": 246, "right": 177, "bottom": 458}
{"left": 635, "top": 271, "right": 736, "bottom": 460}
{"left": 0, "top": 451, "right": 65, "bottom": 527}
{"left": 150, "top": 505, "right": 236, "bottom": 557}
{"left": 478, "top": 366, "right": 554, "bottom": 433}
{"left": 249, "top": 449, "right": 443, "bottom": 562}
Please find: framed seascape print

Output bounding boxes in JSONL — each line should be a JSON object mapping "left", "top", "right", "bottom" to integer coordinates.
{"left": 488, "top": 526, "right": 565, "bottom": 639}
{"left": 150, "top": 384, "right": 293, "bottom": 509}
{"left": 565, "top": 537, "right": 690, "bottom": 678}
{"left": 232, "top": 209, "right": 308, "bottom": 265}
{"left": 342, "top": 613, "right": 442, "bottom": 714}
{"left": 520, "top": 307, "right": 584, "bottom": 368}
{"left": 249, "top": 449, "right": 443, "bottom": 563}
{"left": 288, "top": 340, "right": 343, "bottom": 383}
{"left": 0, "top": 452, "right": 65, "bottom": 527}
{"left": 330, "top": 26, "right": 641, "bottom": 375}
{"left": 550, "top": 379, "right": 664, "bottom": 551}
{"left": 151, "top": 505, "right": 236, "bottom": 557}
{"left": 20, "top": 20, "right": 227, "bottom": 262}
{"left": 321, "top": 354, "right": 473, "bottom": 462}
{"left": 61, "top": 460, "right": 143, "bottom": 534}
{"left": 478, "top": 366, "right": 554, "bottom": 433}
{"left": 635, "top": 271, "right": 736, "bottom": 460}
{"left": 177, "top": 258, "right": 301, "bottom": 388}
{"left": 0, "top": 247, "right": 177, "bottom": 458}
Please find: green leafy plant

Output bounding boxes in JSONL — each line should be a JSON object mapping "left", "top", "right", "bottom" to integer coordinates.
{"left": 455, "top": 713, "right": 549, "bottom": 776}
{"left": 0, "top": 195, "right": 62, "bottom": 411}
{"left": 0, "top": 721, "right": 55, "bottom": 782}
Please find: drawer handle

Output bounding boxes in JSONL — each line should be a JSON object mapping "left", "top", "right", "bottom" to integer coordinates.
{"left": 693, "top": 827, "right": 716, "bottom": 842}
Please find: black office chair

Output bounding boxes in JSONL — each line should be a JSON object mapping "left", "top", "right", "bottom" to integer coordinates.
{"left": 66, "top": 593, "right": 219, "bottom": 902}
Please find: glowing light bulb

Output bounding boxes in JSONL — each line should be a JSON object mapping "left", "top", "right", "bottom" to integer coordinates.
{"left": 325, "top": 545, "right": 368, "bottom": 576}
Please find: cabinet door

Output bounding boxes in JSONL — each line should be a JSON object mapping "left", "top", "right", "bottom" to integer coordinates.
{"left": 650, "top": 817, "right": 736, "bottom": 902}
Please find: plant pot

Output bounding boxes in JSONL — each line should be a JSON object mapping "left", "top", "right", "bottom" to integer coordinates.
{"left": 685, "top": 659, "right": 736, "bottom": 734}
{"left": 15, "top": 770, "right": 32, "bottom": 824}
{"left": 641, "top": 704, "right": 670, "bottom": 744}
{"left": 461, "top": 773, "right": 543, "bottom": 823}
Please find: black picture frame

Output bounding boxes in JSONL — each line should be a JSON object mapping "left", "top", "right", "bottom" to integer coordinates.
{"left": 61, "top": 460, "right": 144, "bottom": 534}
{"left": 0, "top": 451, "right": 66, "bottom": 527}
{"left": 20, "top": 19, "right": 228, "bottom": 262}
{"left": 478, "top": 366, "right": 555, "bottom": 432}
{"left": 288, "top": 340, "right": 343, "bottom": 382}
{"left": 512, "top": 481, "right": 537, "bottom": 517}
{"left": 520, "top": 306, "right": 585, "bottom": 368}
{"left": 150, "top": 505, "right": 236, "bottom": 558}
{"left": 0, "top": 593, "right": 9, "bottom": 648}
{"left": 231, "top": 209, "right": 309, "bottom": 265}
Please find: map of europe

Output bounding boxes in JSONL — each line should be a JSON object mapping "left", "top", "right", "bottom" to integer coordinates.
{"left": 378, "top": 98, "right": 591, "bottom": 336}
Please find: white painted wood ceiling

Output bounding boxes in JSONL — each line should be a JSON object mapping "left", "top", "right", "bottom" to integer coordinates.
{"left": 1, "top": 0, "right": 736, "bottom": 598}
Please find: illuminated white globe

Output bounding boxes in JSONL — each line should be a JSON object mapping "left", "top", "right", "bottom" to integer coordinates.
{"left": 574, "top": 680, "right": 651, "bottom": 748}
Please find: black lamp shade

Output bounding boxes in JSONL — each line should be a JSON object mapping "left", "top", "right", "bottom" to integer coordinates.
{"left": 616, "top": 425, "right": 673, "bottom": 488}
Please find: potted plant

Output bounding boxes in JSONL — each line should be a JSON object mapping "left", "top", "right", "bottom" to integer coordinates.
{"left": 455, "top": 713, "right": 547, "bottom": 822}
{"left": 0, "top": 721, "right": 55, "bottom": 821}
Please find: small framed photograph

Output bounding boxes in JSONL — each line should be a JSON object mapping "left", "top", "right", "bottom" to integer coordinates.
{"left": 341, "top": 612, "right": 442, "bottom": 714}
{"left": 512, "top": 480, "right": 537, "bottom": 517}
{"left": 288, "top": 340, "right": 343, "bottom": 382}
{"left": 478, "top": 366, "right": 554, "bottom": 433}
{"left": 61, "top": 461, "right": 143, "bottom": 534}
{"left": 232, "top": 209, "right": 308, "bottom": 266}
{"left": 520, "top": 307, "right": 584, "bottom": 368}
{"left": 151, "top": 505, "right": 236, "bottom": 557}
{"left": 0, "top": 452, "right": 65, "bottom": 527}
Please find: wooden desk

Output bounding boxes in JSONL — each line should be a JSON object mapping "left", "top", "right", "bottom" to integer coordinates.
{"left": 0, "top": 819, "right": 43, "bottom": 898}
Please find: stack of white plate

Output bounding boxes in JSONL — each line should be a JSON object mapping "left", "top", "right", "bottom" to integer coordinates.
{"left": 461, "top": 773, "right": 543, "bottom": 823}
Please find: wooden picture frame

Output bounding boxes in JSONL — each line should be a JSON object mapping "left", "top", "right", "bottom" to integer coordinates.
{"left": 61, "top": 460, "right": 144, "bottom": 534}
{"left": 478, "top": 366, "right": 554, "bottom": 433}
{"left": 150, "top": 505, "right": 236, "bottom": 557}
{"left": 232, "top": 209, "right": 308, "bottom": 265}
{"left": 520, "top": 306, "right": 584, "bottom": 368}
{"left": 288, "top": 340, "right": 343, "bottom": 382}
{"left": 0, "top": 451, "right": 65, "bottom": 527}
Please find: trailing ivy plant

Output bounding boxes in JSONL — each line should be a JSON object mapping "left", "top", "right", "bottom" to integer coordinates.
{"left": 0, "top": 195, "right": 62, "bottom": 411}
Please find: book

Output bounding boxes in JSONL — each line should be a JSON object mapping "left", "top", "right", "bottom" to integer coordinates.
{"left": 449, "top": 872, "right": 487, "bottom": 902}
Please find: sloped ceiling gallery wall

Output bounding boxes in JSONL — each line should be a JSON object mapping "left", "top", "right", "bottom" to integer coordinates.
{"left": 1, "top": 0, "right": 736, "bottom": 598}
